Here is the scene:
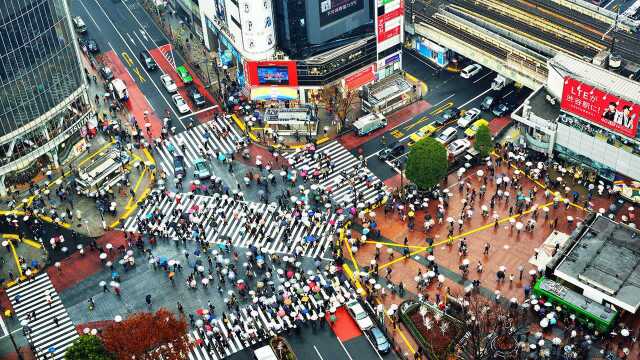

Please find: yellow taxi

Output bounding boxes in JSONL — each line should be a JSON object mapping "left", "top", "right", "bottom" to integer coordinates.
{"left": 464, "top": 119, "right": 489, "bottom": 138}
{"left": 408, "top": 124, "right": 438, "bottom": 146}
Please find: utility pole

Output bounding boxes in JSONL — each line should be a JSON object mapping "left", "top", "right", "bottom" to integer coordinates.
{"left": 602, "top": 7, "right": 620, "bottom": 54}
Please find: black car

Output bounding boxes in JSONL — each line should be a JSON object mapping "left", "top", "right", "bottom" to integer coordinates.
{"left": 378, "top": 143, "right": 405, "bottom": 161}
{"left": 437, "top": 107, "right": 461, "bottom": 125}
{"left": 481, "top": 95, "right": 495, "bottom": 111}
{"left": 189, "top": 88, "right": 206, "bottom": 107}
{"left": 99, "top": 66, "right": 114, "bottom": 81}
{"left": 492, "top": 102, "right": 514, "bottom": 117}
{"left": 139, "top": 50, "right": 157, "bottom": 71}
{"left": 173, "top": 155, "right": 186, "bottom": 177}
{"left": 86, "top": 39, "right": 100, "bottom": 53}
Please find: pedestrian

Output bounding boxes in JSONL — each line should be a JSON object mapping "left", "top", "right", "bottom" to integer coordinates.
{"left": 145, "top": 294, "right": 152, "bottom": 308}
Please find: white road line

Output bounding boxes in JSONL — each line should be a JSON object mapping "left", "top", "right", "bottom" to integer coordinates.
{"left": 363, "top": 333, "right": 385, "bottom": 360}
{"left": 459, "top": 87, "right": 493, "bottom": 109}
{"left": 430, "top": 93, "right": 456, "bottom": 108}
{"left": 77, "top": 0, "right": 101, "bottom": 31}
{"left": 178, "top": 105, "right": 219, "bottom": 119}
{"left": 603, "top": 0, "right": 617, "bottom": 8}
{"left": 133, "top": 32, "right": 146, "bottom": 46}
{"left": 313, "top": 345, "right": 325, "bottom": 360}
{"left": 126, "top": 32, "right": 136, "bottom": 45}
{"left": 91, "top": 0, "right": 183, "bottom": 125}
{"left": 0, "top": 316, "right": 8, "bottom": 338}
{"left": 473, "top": 71, "right": 494, "bottom": 83}
{"left": 337, "top": 337, "right": 355, "bottom": 360}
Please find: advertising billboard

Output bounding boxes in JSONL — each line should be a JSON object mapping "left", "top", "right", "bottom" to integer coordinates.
{"left": 561, "top": 77, "right": 639, "bottom": 138}
{"left": 319, "top": 0, "right": 365, "bottom": 27}
{"left": 246, "top": 61, "right": 298, "bottom": 87}
{"left": 257, "top": 66, "right": 289, "bottom": 85}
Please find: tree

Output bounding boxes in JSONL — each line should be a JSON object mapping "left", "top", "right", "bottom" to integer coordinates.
{"left": 101, "top": 308, "right": 189, "bottom": 360}
{"left": 474, "top": 124, "right": 493, "bottom": 158}
{"left": 320, "top": 85, "right": 359, "bottom": 132}
{"left": 455, "top": 294, "right": 526, "bottom": 360}
{"left": 65, "top": 335, "right": 112, "bottom": 360}
{"left": 405, "top": 137, "right": 448, "bottom": 190}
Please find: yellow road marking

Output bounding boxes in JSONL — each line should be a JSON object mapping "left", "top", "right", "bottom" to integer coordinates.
{"left": 232, "top": 114, "right": 259, "bottom": 142}
{"left": 121, "top": 52, "right": 134, "bottom": 66}
{"left": 390, "top": 129, "right": 403, "bottom": 138}
{"left": 133, "top": 67, "right": 146, "bottom": 82}
{"left": 23, "top": 239, "right": 42, "bottom": 249}
{"left": 430, "top": 101, "right": 453, "bottom": 116}
{"left": 1, "top": 234, "right": 19, "bottom": 240}
{"left": 126, "top": 167, "right": 148, "bottom": 210}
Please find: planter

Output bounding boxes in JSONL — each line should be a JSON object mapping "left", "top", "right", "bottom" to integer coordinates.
{"left": 270, "top": 336, "right": 297, "bottom": 360}
{"left": 399, "top": 301, "right": 464, "bottom": 360}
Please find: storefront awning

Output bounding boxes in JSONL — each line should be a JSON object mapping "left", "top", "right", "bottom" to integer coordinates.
{"left": 250, "top": 87, "right": 298, "bottom": 101}
{"left": 344, "top": 65, "right": 376, "bottom": 90}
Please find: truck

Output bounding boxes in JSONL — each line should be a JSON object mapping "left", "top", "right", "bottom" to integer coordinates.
{"left": 491, "top": 75, "right": 513, "bottom": 91}
{"left": 353, "top": 113, "right": 387, "bottom": 136}
{"left": 110, "top": 78, "right": 128, "bottom": 101}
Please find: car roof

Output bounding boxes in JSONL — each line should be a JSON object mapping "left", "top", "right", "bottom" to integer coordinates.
{"left": 443, "top": 127, "right": 457, "bottom": 134}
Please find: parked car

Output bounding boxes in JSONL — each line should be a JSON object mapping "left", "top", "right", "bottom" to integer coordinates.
{"left": 173, "top": 155, "right": 186, "bottom": 177}
{"left": 492, "top": 102, "right": 514, "bottom": 117}
{"left": 72, "top": 16, "right": 87, "bottom": 33}
{"left": 189, "top": 88, "right": 206, "bottom": 107}
{"left": 447, "top": 138, "right": 472, "bottom": 157}
{"left": 437, "top": 107, "right": 461, "bottom": 125}
{"left": 368, "top": 327, "right": 391, "bottom": 354}
{"left": 99, "top": 66, "right": 114, "bottom": 81}
{"left": 436, "top": 127, "right": 458, "bottom": 144}
{"left": 86, "top": 39, "right": 100, "bottom": 53}
{"left": 193, "top": 158, "right": 211, "bottom": 179}
{"left": 176, "top": 65, "right": 193, "bottom": 84}
{"left": 378, "top": 143, "right": 405, "bottom": 161}
{"left": 460, "top": 64, "right": 482, "bottom": 79}
{"left": 160, "top": 74, "right": 178, "bottom": 93}
{"left": 139, "top": 50, "right": 157, "bottom": 71}
{"left": 172, "top": 94, "right": 190, "bottom": 114}
{"left": 457, "top": 108, "right": 481, "bottom": 128}
{"left": 480, "top": 95, "right": 496, "bottom": 111}
{"left": 408, "top": 124, "right": 438, "bottom": 146}
{"left": 346, "top": 300, "right": 374, "bottom": 330}
{"left": 465, "top": 119, "right": 489, "bottom": 137}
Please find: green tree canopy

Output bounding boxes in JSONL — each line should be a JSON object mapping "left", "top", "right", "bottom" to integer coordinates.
{"left": 405, "top": 137, "right": 448, "bottom": 190}
{"left": 474, "top": 124, "right": 494, "bottom": 157}
{"left": 65, "top": 335, "right": 112, "bottom": 360}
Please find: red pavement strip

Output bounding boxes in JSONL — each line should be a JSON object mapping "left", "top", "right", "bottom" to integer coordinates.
{"left": 104, "top": 51, "right": 162, "bottom": 138}
{"left": 489, "top": 116, "right": 513, "bottom": 136}
{"left": 339, "top": 100, "right": 432, "bottom": 150}
{"left": 327, "top": 306, "right": 362, "bottom": 342}
{"left": 383, "top": 174, "right": 402, "bottom": 189}
{"left": 47, "top": 231, "right": 127, "bottom": 292}
{"left": 147, "top": 47, "right": 220, "bottom": 124}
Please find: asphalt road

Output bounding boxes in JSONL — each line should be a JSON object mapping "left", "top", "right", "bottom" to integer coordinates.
{"left": 69, "top": 0, "right": 206, "bottom": 132}
{"left": 359, "top": 50, "right": 531, "bottom": 181}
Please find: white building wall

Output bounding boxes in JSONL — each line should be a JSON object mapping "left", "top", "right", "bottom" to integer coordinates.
{"left": 556, "top": 123, "right": 640, "bottom": 180}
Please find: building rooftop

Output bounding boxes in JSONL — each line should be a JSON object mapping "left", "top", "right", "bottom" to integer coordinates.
{"left": 525, "top": 86, "right": 562, "bottom": 122}
{"left": 554, "top": 214, "right": 640, "bottom": 313}
{"left": 549, "top": 53, "right": 640, "bottom": 103}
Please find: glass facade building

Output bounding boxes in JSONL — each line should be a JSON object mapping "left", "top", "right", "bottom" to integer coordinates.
{"left": 0, "top": 0, "right": 89, "bottom": 195}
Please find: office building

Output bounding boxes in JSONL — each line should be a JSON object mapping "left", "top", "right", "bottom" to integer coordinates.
{"left": 0, "top": 0, "right": 91, "bottom": 196}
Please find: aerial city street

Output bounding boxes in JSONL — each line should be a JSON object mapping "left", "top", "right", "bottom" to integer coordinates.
{"left": 2, "top": 0, "right": 640, "bottom": 359}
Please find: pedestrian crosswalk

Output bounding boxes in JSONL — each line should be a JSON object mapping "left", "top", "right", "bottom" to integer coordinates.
{"left": 122, "top": 193, "right": 341, "bottom": 258}
{"left": 285, "top": 141, "right": 387, "bottom": 207}
{"left": 6, "top": 273, "right": 79, "bottom": 360}
{"left": 187, "top": 273, "right": 356, "bottom": 360}
{"left": 155, "top": 117, "right": 244, "bottom": 175}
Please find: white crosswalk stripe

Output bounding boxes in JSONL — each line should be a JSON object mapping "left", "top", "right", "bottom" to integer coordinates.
{"left": 122, "top": 194, "right": 341, "bottom": 258}
{"left": 6, "top": 273, "right": 79, "bottom": 360}
{"left": 186, "top": 273, "right": 356, "bottom": 360}
{"left": 285, "top": 141, "right": 387, "bottom": 207}
{"left": 156, "top": 118, "right": 244, "bottom": 175}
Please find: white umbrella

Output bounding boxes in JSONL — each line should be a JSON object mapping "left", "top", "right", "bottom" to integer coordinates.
{"left": 115, "top": 315, "right": 123, "bottom": 322}
{"left": 476, "top": 170, "right": 484, "bottom": 177}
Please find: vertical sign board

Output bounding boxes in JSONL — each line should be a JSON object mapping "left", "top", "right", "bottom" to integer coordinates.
{"left": 375, "top": 0, "right": 404, "bottom": 73}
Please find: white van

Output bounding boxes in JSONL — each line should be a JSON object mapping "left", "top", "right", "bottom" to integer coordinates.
{"left": 253, "top": 345, "right": 278, "bottom": 360}
{"left": 460, "top": 64, "right": 482, "bottom": 79}
{"left": 110, "top": 78, "right": 128, "bottom": 101}
{"left": 353, "top": 113, "right": 387, "bottom": 136}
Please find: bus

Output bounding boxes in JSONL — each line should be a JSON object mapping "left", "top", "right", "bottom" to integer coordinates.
{"left": 533, "top": 277, "right": 618, "bottom": 333}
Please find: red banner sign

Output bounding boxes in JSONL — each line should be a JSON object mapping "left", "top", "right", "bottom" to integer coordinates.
{"left": 561, "top": 76, "right": 639, "bottom": 138}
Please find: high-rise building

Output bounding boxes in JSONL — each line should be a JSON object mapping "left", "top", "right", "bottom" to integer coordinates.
{"left": 0, "top": 0, "right": 91, "bottom": 196}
